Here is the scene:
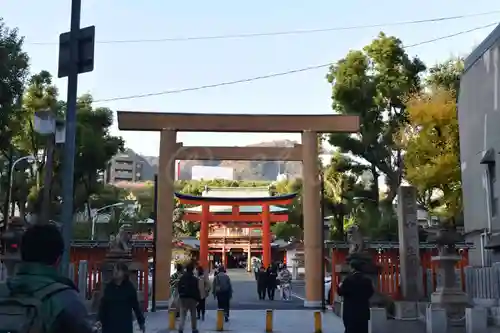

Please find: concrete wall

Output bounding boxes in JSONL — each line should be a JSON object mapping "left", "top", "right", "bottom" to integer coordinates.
{"left": 459, "top": 24, "right": 500, "bottom": 266}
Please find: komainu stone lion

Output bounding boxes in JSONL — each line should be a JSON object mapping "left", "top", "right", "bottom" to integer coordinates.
{"left": 346, "top": 224, "right": 365, "bottom": 254}
{"left": 109, "top": 224, "right": 133, "bottom": 252}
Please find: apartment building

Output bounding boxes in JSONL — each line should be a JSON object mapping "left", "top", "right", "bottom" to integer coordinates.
{"left": 104, "top": 148, "right": 156, "bottom": 183}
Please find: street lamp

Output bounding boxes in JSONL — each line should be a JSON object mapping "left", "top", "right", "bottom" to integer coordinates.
{"left": 353, "top": 196, "right": 378, "bottom": 203}
{"left": 34, "top": 110, "right": 66, "bottom": 223}
{"left": 8, "top": 155, "right": 36, "bottom": 219}
{"left": 91, "top": 202, "right": 124, "bottom": 240}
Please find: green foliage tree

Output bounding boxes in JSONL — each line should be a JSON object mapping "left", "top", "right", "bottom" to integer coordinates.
{"left": 322, "top": 153, "right": 369, "bottom": 239}
{"left": 326, "top": 32, "right": 426, "bottom": 210}
{"left": 0, "top": 18, "right": 30, "bottom": 221}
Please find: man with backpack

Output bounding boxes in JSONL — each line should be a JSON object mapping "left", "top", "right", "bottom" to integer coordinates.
{"left": 0, "top": 223, "right": 94, "bottom": 333}
{"left": 177, "top": 263, "right": 201, "bottom": 333}
{"left": 212, "top": 266, "right": 232, "bottom": 322}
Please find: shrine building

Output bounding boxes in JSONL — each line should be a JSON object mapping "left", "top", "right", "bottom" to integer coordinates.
{"left": 175, "top": 186, "right": 296, "bottom": 271}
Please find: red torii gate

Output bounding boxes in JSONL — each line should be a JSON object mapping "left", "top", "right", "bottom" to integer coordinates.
{"left": 174, "top": 192, "right": 297, "bottom": 269}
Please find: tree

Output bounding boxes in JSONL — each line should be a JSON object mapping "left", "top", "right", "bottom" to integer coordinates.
{"left": 426, "top": 58, "right": 463, "bottom": 93}
{"left": 326, "top": 32, "right": 426, "bottom": 210}
{"left": 322, "top": 153, "right": 368, "bottom": 239}
{"left": 0, "top": 18, "right": 30, "bottom": 221}
{"left": 402, "top": 88, "right": 461, "bottom": 223}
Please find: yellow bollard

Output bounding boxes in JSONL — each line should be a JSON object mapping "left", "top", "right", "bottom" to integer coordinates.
{"left": 265, "top": 309, "right": 273, "bottom": 332}
{"left": 216, "top": 309, "right": 224, "bottom": 331}
{"left": 314, "top": 311, "right": 322, "bottom": 333}
{"left": 168, "top": 309, "right": 176, "bottom": 330}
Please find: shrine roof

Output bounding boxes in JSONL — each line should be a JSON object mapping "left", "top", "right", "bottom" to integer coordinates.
{"left": 183, "top": 205, "right": 288, "bottom": 214}
{"left": 203, "top": 187, "right": 271, "bottom": 198}
{"left": 175, "top": 191, "right": 297, "bottom": 205}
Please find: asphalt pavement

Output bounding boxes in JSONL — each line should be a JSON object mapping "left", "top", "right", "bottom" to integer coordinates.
{"left": 205, "top": 269, "right": 305, "bottom": 310}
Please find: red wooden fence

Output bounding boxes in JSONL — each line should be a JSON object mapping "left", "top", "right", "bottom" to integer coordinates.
{"left": 330, "top": 248, "right": 469, "bottom": 302}
{"left": 70, "top": 247, "right": 150, "bottom": 311}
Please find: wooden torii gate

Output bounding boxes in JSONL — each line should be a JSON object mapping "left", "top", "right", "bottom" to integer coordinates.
{"left": 117, "top": 112, "right": 359, "bottom": 308}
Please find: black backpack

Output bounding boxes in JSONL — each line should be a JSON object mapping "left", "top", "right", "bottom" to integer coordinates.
{"left": 177, "top": 274, "right": 197, "bottom": 299}
{"left": 0, "top": 282, "right": 72, "bottom": 333}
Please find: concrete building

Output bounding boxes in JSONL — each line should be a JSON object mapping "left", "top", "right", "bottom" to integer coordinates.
{"left": 458, "top": 24, "right": 500, "bottom": 266}
{"left": 191, "top": 165, "right": 234, "bottom": 181}
{"left": 104, "top": 148, "right": 156, "bottom": 183}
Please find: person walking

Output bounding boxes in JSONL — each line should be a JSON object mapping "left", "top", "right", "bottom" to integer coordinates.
{"left": 252, "top": 259, "right": 260, "bottom": 280}
{"left": 278, "top": 265, "right": 292, "bottom": 301}
{"left": 177, "top": 263, "right": 201, "bottom": 333}
{"left": 170, "top": 263, "right": 184, "bottom": 317}
{"left": 0, "top": 223, "right": 94, "bottom": 333}
{"left": 266, "top": 265, "right": 278, "bottom": 300}
{"left": 196, "top": 266, "right": 211, "bottom": 321}
{"left": 97, "top": 263, "right": 146, "bottom": 333}
{"left": 337, "top": 260, "right": 374, "bottom": 333}
{"left": 212, "top": 266, "right": 232, "bottom": 322}
{"left": 256, "top": 265, "right": 268, "bottom": 300}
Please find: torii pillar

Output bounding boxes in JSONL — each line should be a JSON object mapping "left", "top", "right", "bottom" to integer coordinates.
{"left": 302, "top": 130, "right": 323, "bottom": 307}
{"left": 156, "top": 129, "right": 177, "bottom": 305}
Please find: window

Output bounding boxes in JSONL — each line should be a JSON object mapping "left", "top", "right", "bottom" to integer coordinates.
{"left": 488, "top": 162, "right": 497, "bottom": 216}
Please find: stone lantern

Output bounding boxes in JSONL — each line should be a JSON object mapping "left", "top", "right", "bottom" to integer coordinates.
{"left": 428, "top": 227, "right": 469, "bottom": 317}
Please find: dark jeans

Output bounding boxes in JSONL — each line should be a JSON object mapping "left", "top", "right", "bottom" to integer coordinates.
{"left": 196, "top": 297, "right": 206, "bottom": 318}
{"left": 257, "top": 285, "right": 266, "bottom": 299}
{"left": 344, "top": 319, "right": 368, "bottom": 333}
{"left": 267, "top": 286, "right": 275, "bottom": 300}
{"left": 216, "top": 292, "right": 230, "bottom": 318}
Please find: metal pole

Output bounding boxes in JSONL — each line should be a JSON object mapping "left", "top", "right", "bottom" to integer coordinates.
{"left": 151, "top": 174, "right": 158, "bottom": 312}
{"left": 7, "top": 156, "right": 34, "bottom": 220}
{"left": 90, "top": 214, "right": 97, "bottom": 241}
{"left": 40, "top": 134, "right": 55, "bottom": 224}
{"left": 320, "top": 173, "right": 326, "bottom": 312}
{"left": 60, "top": 0, "right": 81, "bottom": 276}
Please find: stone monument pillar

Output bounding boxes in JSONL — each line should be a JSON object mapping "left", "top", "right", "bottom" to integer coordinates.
{"left": 395, "top": 186, "right": 424, "bottom": 318}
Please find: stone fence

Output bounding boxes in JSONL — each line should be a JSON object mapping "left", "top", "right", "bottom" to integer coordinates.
{"left": 464, "top": 264, "right": 500, "bottom": 326}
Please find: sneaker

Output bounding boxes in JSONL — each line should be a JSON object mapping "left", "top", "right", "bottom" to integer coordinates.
{"left": 225, "top": 316, "right": 229, "bottom": 322}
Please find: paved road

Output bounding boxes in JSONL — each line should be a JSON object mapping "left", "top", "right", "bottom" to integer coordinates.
{"left": 138, "top": 309, "right": 345, "bottom": 333}
{"left": 205, "top": 269, "right": 304, "bottom": 310}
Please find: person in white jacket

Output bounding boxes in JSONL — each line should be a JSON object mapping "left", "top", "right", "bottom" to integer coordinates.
{"left": 278, "top": 267, "right": 292, "bottom": 301}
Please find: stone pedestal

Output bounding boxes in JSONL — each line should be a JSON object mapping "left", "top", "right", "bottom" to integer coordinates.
{"left": 430, "top": 254, "right": 469, "bottom": 318}
{"left": 394, "top": 301, "right": 419, "bottom": 320}
{"left": 91, "top": 249, "right": 144, "bottom": 313}
{"left": 426, "top": 307, "right": 447, "bottom": 333}
{"left": 369, "top": 308, "right": 387, "bottom": 333}
{"left": 465, "top": 308, "right": 487, "bottom": 333}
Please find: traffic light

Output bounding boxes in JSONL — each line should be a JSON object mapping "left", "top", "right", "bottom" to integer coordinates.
{"left": 1, "top": 229, "right": 22, "bottom": 254}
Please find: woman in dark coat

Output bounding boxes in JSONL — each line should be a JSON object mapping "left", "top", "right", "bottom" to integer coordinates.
{"left": 266, "top": 265, "right": 278, "bottom": 300}
{"left": 97, "top": 263, "right": 146, "bottom": 333}
{"left": 337, "top": 260, "right": 374, "bottom": 333}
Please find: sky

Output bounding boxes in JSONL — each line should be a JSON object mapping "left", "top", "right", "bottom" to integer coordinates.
{"left": 2, "top": 1, "right": 500, "bottom": 157}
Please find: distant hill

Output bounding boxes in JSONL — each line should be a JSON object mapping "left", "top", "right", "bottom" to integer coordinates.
{"left": 141, "top": 140, "right": 303, "bottom": 181}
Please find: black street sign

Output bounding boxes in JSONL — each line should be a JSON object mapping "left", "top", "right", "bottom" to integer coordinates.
{"left": 58, "top": 25, "right": 95, "bottom": 78}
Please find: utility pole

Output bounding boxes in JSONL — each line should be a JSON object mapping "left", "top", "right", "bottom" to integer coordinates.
{"left": 320, "top": 172, "right": 326, "bottom": 312}
{"left": 58, "top": 0, "right": 95, "bottom": 276}
{"left": 40, "top": 133, "right": 55, "bottom": 224}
